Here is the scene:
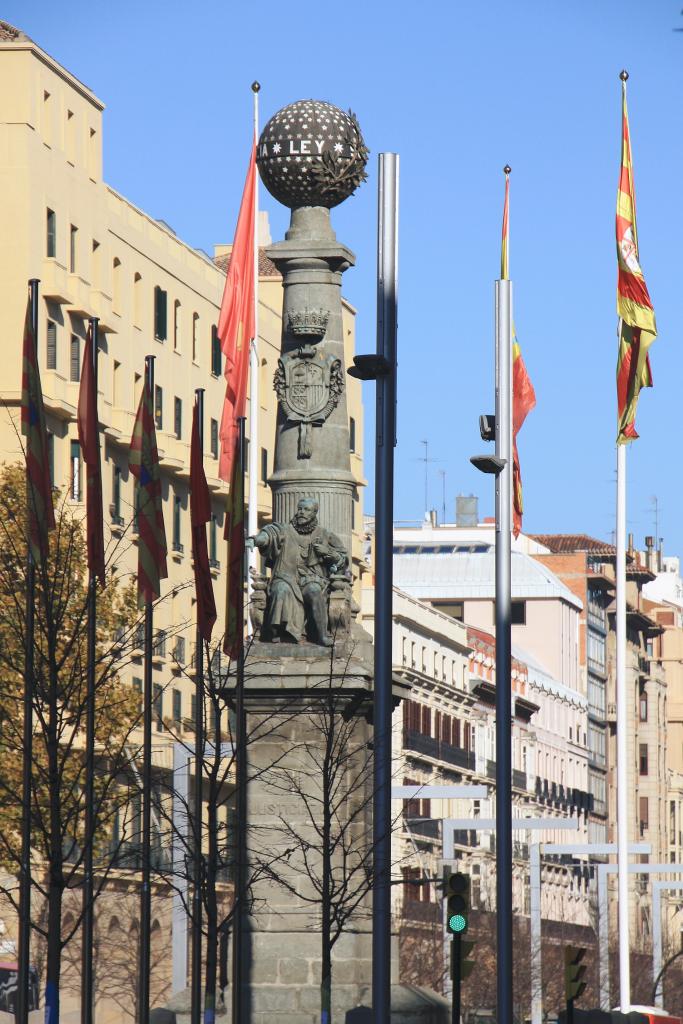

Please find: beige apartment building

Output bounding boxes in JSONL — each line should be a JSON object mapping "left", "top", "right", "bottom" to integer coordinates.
{"left": 0, "top": 20, "right": 366, "bottom": 1017}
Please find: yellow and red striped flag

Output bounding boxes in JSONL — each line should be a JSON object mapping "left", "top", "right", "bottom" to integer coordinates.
{"left": 21, "top": 293, "right": 55, "bottom": 563}
{"left": 616, "top": 72, "right": 656, "bottom": 444}
{"left": 77, "top": 323, "right": 105, "bottom": 583}
{"left": 501, "top": 169, "right": 536, "bottom": 538}
{"left": 129, "top": 363, "right": 167, "bottom": 606}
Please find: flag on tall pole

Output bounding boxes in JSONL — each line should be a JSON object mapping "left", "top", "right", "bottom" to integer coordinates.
{"left": 218, "top": 144, "right": 257, "bottom": 485}
{"left": 616, "top": 70, "right": 656, "bottom": 443}
{"left": 501, "top": 167, "right": 536, "bottom": 538}
{"left": 21, "top": 292, "right": 55, "bottom": 563}
{"left": 77, "top": 322, "right": 105, "bottom": 582}
{"left": 129, "top": 362, "right": 167, "bottom": 605}
{"left": 190, "top": 399, "right": 217, "bottom": 642}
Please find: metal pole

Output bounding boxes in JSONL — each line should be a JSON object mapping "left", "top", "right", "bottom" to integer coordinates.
{"left": 18, "top": 278, "right": 40, "bottom": 1024}
{"left": 530, "top": 843, "right": 542, "bottom": 1024}
{"left": 495, "top": 278, "right": 513, "bottom": 1024}
{"left": 616, "top": 441, "right": 630, "bottom": 1009}
{"left": 139, "top": 355, "right": 155, "bottom": 1024}
{"left": 248, "top": 82, "right": 260, "bottom": 592}
{"left": 598, "top": 865, "right": 610, "bottom": 1010}
{"left": 452, "top": 938, "right": 460, "bottom": 1024}
{"left": 191, "top": 388, "right": 205, "bottom": 1024}
{"left": 651, "top": 881, "right": 683, "bottom": 1007}
{"left": 372, "top": 152, "right": 399, "bottom": 1024}
{"left": 231, "top": 416, "right": 248, "bottom": 1024}
{"left": 81, "top": 317, "right": 99, "bottom": 1024}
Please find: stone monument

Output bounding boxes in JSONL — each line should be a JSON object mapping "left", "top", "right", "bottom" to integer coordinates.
{"left": 220, "top": 99, "right": 406, "bottom": 1024}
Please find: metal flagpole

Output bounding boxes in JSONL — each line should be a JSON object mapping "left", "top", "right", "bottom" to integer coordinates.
{"left": 18, "top": 277, "right": 40, "bottom": 1024}
{"left": 81, "top": 316, "right": 99, "bottom": 1024}
{"left": 616, "top": 437, "right": 630, "bottom": 1008}
{"left": 247, "top": 82, "right": 260, "bottom": 595}
{"left": 495, "top": 278, "right": 513, "bottom": 1024}
{"left": 372, "top": 152, "right": 399, "bottom": 1024}
{"left": 139, "top": 354, "right": 155, "bottom": 1024}
{"left": 191, "top": 388, "right": 205, "bottom": 1024}
{"left": 231, "top": 416, "right": 248, "bottom": 1024}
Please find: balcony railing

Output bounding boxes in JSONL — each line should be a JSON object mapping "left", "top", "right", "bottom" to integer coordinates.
{"left": 403, "top": 730, "right": 475, "bottom": 771}
{"left": 486, "top": 759, "right": 497, "bottom": 780}
{"left": 512, "top": 769, "right": 528, "bottom": 791}
{"left": 406, "top": 818, "right": 441, "bottom": 840}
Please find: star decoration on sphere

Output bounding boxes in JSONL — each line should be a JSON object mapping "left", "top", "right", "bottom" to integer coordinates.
{"left": 256, "top": 99, "right": 369, "bottom": 209}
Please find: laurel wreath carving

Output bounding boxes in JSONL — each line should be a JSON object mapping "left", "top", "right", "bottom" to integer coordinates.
{"left": 309, "top": 110, "right": 369, "bottom": 204}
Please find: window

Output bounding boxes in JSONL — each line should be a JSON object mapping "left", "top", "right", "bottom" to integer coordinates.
{"left": 210, "top": 419, "right": 218, "bottom": 460}
{"left": 154, "top": 386, "right": 163, "bottom": 430}
{"left": 112, "top": 360, "right": 120, "bottom": 406}
{"left": 153, "top": 684, "right": 163, "bottom": 732}
{"left": 211, "top": 325, "right": 221, "bottom": 376}
{"left": 511, "top": 601, "right": 526, "bottom": 625}
{"left": 349, "top": 416, "right": 356, "bottom": 453}
{"left": 69, "top": 225, "right": 78, "bottom": 273}
{"left": 91, "top": 240, "right": 101, "bottom": 289}
{"left": 639, "top": 743, "right": 649, "bottom": 776}
{"left": 260, "top": 447, "right": 268, "bottom": 485}
{"left": 173, "top": 689, "right": 182, "bottom": 724}
{"left": 174, "top": 397, "right": 182, "bottom": 440}
{"left": 431, "top": 600, "right": 464, "bottom": 622}
{"left": 154, "top": 286, "right": 168, "bottom": 341}
{"left": 153, "top": 630, "right": 166, "bottom": 658}
{"left": 70, "top": 441, "right": 81, "bottom": 501}
{"left": 639, "top": 687, "right": 648, "bottom": 722}
{"left": 47, "top": 432, "right": 54, "bottom": 487}
{"left": 112, "top": 258, "right": 122, "bottom": 313}
{"left": 639, "top": 796, "right": 649, "bottom": 835}
{"left": 133, "top": 273, "right": 142, "bottom": 327}
{"left": 112, "top": 465, "right": 123, "bottom": 525}
{"left": 174, "top": 637, "right": 186, "bottom": 665}
{"left": 70, "top": 335, "right": 80, "bottom": 382}
{"left": 173, "top": 300, "right": 181, "bottom": 351}
{"left": 192, "top": 313, "right": 199, "bottom": 362}
{"left": 46, "top": 320, "right": 57, "bottom": 370}
{"left": 209, "top": 515, "right": 219, "bottom": 568}
{"left": 173, "top": 494, "right": 183, "bottom": 553}
{"left": 46, "top": 208, "right": 56, "bottom": 257}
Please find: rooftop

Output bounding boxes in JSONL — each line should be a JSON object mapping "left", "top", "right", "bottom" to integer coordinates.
{"left": 0, "top": 20, "right": 29, "bottom": 42}
{"left": 530, "top": 533, "right": 618, "bottom": 556}
{"left": 214, "top": 248, "right": 280, "bottom": 278}
{"left": 393, "top": 549, "right": 583, "bottom": 609}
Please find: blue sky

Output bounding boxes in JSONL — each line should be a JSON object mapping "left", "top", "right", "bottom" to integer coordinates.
{"left": 9, "top": 1, "right": 683, "bottom": 558}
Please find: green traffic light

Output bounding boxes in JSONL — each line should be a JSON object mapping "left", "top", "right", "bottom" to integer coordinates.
{"left": 449, "top": 913, "right": 467, "bottom": 933}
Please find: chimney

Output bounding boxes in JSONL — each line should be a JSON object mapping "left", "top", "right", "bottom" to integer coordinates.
{"left": 628, "top": 533, "right": 634, "bottom": 557}
{"left": 645, "top": 535, "right": 655, "bottom": 572}
{"left": 456, "top": 494, "right": 478, "bottom": 527}
{"left": 429, "top": 509, "right": 438, "bottom": 528}
{"left": 658, "top": 538, "right": 664, "bottom": 572}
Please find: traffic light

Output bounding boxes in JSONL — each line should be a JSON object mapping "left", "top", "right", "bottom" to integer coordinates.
{"left": 445, "top": 871, "right": 470, "bottom": 935}
{"left": 564, "top": 945, "right": 587, "bottom": 1003}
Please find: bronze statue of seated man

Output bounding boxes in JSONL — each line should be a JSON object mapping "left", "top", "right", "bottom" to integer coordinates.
{"left": 247, "top": 498, "right": 348, "bottom": 646}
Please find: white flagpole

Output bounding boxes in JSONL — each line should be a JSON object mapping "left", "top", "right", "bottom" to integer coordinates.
{"left": 616, "top": 427, "right": 630, "bottom": 1009}
{"left": 248, "top": 82, "right": 260, "bottom": 587}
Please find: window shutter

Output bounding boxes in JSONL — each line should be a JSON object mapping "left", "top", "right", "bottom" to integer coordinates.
{"left": 70, "top": 335, "right": 80, "bottom": 382}
{"left": 154, "top": 286, "right": 167, "bottom": 341}
{"left": 46, "top": 320, "right": 57, "bottom": 370}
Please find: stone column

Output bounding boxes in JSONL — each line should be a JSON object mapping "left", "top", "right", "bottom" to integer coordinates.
{"left": 266, "top": 207, "right": 356, "bottom": 556}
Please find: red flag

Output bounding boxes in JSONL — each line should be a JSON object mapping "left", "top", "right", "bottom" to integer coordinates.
{"left": 129, "top": 365, "right": 167, "bottom": 606}
{"left": 77, "top": 324, "right": 105, "bottom": 582}
{"left": 223, "top": 440, "right": 245, "bottom": 659}
{"left": 190, "top": 402, "right": 217, "bottom": 642}
{"left": 21, "top": 294, "right": 55, "bottom": 563}
{"left": 218, "top": 144, "right": 256, "bottom": 483}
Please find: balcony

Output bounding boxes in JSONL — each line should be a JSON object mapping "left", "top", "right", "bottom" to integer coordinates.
{"left": 486, "top": 759, "right": 497, "bottom": 780}
{"left": 512, "top": 769, "right": 528, "bottom": 791}
{"left": 406, "top": 818, "right": 441, "bottom": 841}
{"left": 108, "top": 841, "right": 173, "bottom": 873}
{"left": 403, "top": 730, "right": 476, "bottom": 770}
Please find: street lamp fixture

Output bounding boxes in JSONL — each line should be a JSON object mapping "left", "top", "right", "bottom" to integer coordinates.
{"left": 470, "top": 454, "right": 506, "bottom": 476}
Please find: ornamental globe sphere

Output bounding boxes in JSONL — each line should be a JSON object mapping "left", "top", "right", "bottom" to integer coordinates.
{"left": 257, "top": 99, "right": 368, "bottom": 210}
